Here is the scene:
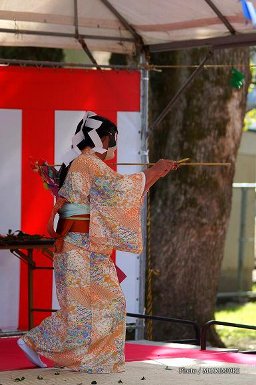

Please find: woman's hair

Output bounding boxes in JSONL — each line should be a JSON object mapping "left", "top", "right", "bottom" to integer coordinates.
{"left": 58, "top": 114, "right": 117, "bottom": 188}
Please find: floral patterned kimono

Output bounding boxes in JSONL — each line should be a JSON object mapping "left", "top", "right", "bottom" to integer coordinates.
{"left": 22, "top": 148, "right": 145, "bottom": 373}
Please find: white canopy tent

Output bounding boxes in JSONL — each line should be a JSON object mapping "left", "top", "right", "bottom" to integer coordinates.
{"left": 0, "top": 0, "right": 256, "bottom": 57}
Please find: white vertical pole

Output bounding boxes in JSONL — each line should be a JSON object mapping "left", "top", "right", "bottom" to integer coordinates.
{"left": 135, "top": 53, "right": 149, "bottom": 340}
{"left": 0, "top": 109, "right": 22, "bottom": 330}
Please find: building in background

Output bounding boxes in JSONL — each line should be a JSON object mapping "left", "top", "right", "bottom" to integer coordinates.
{"left": 219, "top": 130, "right": 256, "bottom": 293}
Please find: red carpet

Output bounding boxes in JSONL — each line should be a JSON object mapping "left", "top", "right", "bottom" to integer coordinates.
{"left": 125, "top": 342, "right": 256, "bottom": 364}
{"left": 0, "top": 338, "right": 255, "bottom": 371}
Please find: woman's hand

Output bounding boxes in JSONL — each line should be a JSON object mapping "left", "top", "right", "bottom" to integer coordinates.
{"left": 154, "top": 159, "right": 179, "bottom": 177}
{"left": 143, "top": 159, "right": 179, "bottom": 193}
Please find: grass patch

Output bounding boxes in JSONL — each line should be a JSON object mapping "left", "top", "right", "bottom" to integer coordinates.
{"left": 215, "top": 301, "right": 256, "bottom": 350}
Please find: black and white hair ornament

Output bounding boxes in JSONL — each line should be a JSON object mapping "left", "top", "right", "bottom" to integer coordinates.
{"left": 62, "top": 111, "right": 107, "bottom": 165}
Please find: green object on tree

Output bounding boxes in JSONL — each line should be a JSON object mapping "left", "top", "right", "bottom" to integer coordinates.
{"left": 230, "top": 67, "right": 245, "bottom": 89}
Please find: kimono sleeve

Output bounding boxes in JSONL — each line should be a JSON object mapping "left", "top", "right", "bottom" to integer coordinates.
{"left": 88, "top": 156, "right": 146, "bottom": 254}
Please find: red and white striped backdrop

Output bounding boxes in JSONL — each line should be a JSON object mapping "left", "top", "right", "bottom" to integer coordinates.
{"left": 0, "top": 67, "right": 142, "bottom": 331}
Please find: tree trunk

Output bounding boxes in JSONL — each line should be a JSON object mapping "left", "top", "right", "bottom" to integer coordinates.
{"left": 148, "top": 48, "right": 250, "bottom": 345}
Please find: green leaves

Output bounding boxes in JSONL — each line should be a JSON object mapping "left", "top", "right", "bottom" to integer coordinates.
{"left": 230, "top": 68, "right": 245, "bottom": 89}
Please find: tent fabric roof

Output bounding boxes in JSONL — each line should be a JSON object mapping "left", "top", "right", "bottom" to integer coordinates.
{"left": 0, "top": 0, "right": 256, "bottom": 55}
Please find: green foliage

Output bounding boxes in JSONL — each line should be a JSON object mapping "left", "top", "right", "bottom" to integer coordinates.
{"left": 243, "top": 53, "right": 256, "bottom": 130}
{"left": 243, "top": 108, "right": 256, "bottom": 131}
{"left": 215, "top": 302, "right": 256, "bottom": 349}
{"left": 249, "top": 54, "right": 256, "bottom": 91}
{"left": 109, "top": 53, "right": 127, "bottom": 66}
{"left": 230, "top": 67, "right": 245, "bottom": 89}
{"left": 0, "top": 46, "right": 64, "bottom": 63}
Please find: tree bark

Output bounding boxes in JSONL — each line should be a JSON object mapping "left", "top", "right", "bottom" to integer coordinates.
{"left": 148, "top": 48, "right": 250, "bottom": 345}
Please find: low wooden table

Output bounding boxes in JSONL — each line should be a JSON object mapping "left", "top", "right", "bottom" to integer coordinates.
{"left": 0, "top": 238, "right": 55, "bottom": 334}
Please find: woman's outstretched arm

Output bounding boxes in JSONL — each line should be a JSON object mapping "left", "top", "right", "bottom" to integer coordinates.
{"left": 143, "top": 159, "right": 178, "bottom": 193}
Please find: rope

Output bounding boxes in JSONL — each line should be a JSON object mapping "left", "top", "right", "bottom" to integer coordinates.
{"left": 145, "top": 190, "right": 153, "bottom": 340}
{"left": 145, "top": 63, "right": 255, "bottom": 70}
{"left": 0, "top": 57, "right": 253, "bottom": 71}
{"left": 145, "top": 190, "right": 161, "bottom": 340}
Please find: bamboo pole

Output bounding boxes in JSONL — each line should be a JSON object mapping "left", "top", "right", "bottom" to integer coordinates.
{"left": 179, "top": 162, "right": 231, "bottom": 167}
{"left": 39, "top": 160, "right": 231, "bottom": 168}
{"left": 110, "top": 161, "right": 231, "bottom": 167}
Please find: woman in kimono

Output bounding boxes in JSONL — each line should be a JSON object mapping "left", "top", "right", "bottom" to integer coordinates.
{"left": 17, "top": 112, "right": 178, "bottom": 373}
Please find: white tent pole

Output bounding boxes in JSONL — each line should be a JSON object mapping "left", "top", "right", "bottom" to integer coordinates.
{"left": 135, "top": 52, "right": 149, "bottom": 340}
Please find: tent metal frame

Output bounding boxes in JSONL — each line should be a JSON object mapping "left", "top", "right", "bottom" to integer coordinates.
{"left": 203, "top": 0, "right": 236, "bottom": 35}
{"left": 1, "top": 0, "right": 253, "bottom": 56}
{"left": 136, "top": 52, "right": 149, "bottom": 339}
{"left": 73, "top": 0, "right": 100, "bottom": 69}
{"left": 0, "top": 57, "right": 138, "bottom": 69}
{"left": 149, "top": 32, "right": 256, "bottom": 53}
{"left": 0, "top": 27, "right": 135, "bottom": 43}
{"left": 99, "top": 0, "right": 144, "bottom": 52}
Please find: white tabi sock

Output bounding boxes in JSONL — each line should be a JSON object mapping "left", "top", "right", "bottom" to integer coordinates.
{"left": 17, "top": 338, "right": 47, "bottom": 368}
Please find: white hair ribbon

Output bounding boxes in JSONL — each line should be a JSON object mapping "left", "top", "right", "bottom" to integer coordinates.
{"left": 86, "top": 118, "right": 102, "bottom": 130}
{"left": 62, "top": 148, "right": 80, "bottom": 166}
{"left": 62, "top": 126, "right": 84, "bottom": 165}
{"left": 72, "top": 130, "right": 84, "bottom": 148}
{"left": 82, "top": 112, "right": 106, "bottom": 154}
{"left": 88, "top": 129, "right": 107, "bottom": 154}
{"left": 82, "top": 111, "right": 96, "bottom": 125}
{"left": 62, "top": 111, "right": 107, "bottom": 165}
